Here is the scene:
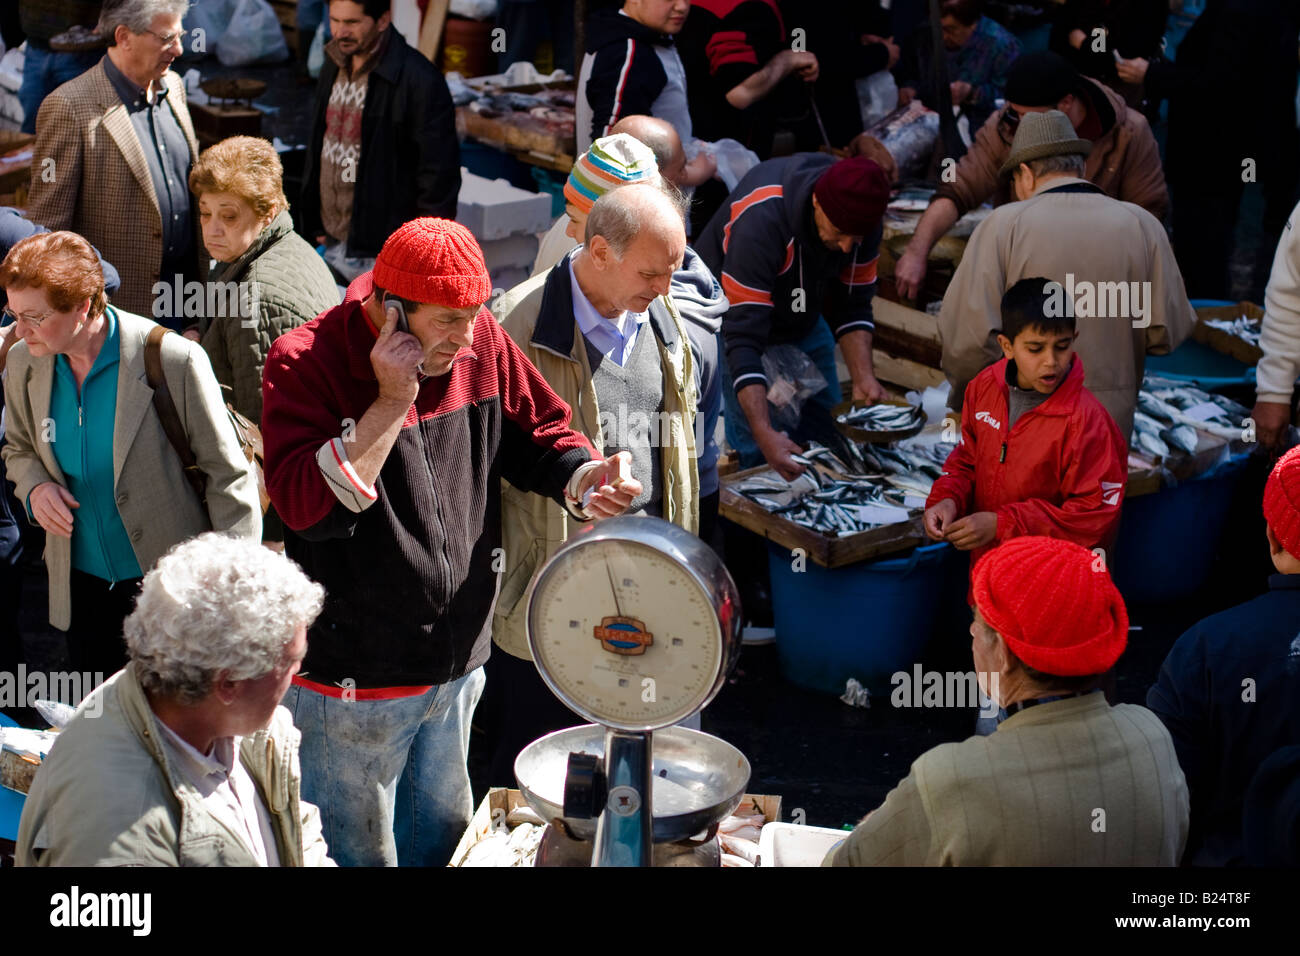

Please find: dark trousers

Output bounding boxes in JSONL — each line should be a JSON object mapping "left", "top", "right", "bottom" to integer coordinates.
{"left": 484, "top": 648, "right": 586, "bottom": 788}
{"left": 64, "top": 571, "right": 141, "bottom": 684}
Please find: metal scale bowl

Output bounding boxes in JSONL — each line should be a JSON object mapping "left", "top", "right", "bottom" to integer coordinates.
{"left": 515, "top": 516, "right": 746, "bottom": 866}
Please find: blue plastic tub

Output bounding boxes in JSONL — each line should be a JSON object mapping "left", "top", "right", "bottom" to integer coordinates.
{"left": 1145, "top": 299, "right": 1257, "bottom": 391}
{"left": 767, "top": 541, "right": 966, "bottom": 695}
{"left": 0, "top": 785, "right": 23, "bottom": 842}
{"left": 1114, "top": 451, "right": 1252, "bottom": 604}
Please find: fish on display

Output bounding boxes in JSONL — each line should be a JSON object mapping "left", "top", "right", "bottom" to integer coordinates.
{"left": 1132, "top": 410, "right": 1171, "bottom": 459}
{"left": 730, "top": 438, "right": 951, "bottom": 536}
{"left": 837, "top": 403, "right": 925, "bottom": 432}
{"left": 1160, "top": 423, "right": 1199, "bottom": 456}
{"left": 1204, "top": 315, "right": 1262, "bottom": 348}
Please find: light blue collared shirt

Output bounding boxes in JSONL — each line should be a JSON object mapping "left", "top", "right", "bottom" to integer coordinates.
{"left": 569, "top": 254, "right": 649, "bottom": 367}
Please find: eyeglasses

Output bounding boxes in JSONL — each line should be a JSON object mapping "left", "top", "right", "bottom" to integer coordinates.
{"left": 140, "top": 28, "right": 184, "bottom": 48}
{"left": 2, "top": 306, "right": 56, "bottom": 328}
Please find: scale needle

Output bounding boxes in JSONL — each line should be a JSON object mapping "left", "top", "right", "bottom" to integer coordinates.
{"left": 603, "top": 557, "right": 625, "bottom": 618}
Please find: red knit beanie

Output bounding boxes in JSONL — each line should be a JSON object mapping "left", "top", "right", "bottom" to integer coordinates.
{"left": 813, "top": 157, "right": 890, "bottom": 237}
{"left": 971, "top": 536, "right": 1128, "bottom": 676}
{"left": 372, "top": 218, "right": 493, "bottom": 307}
{"left": 1264, "top": 446, "right": 1300, "bottom": 558}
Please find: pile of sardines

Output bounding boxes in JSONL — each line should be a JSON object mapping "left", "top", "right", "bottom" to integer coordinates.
{"left": 1130, "top": 374, "right": 1248, "bottom": 460}
{"left": 1203, "top": 315, "right": 1262, "bottom": 348}
{"left": 731, "top": 436, "right": 954, "bottom": 537}
{"left": 836, "top": 402, "right": 926, "bottom": 433}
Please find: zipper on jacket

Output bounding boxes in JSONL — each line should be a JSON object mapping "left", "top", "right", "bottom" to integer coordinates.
{"left": 999, "top": 441, "right": 1007, "bottom": 464}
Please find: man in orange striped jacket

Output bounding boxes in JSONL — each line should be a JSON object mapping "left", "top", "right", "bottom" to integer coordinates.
{"left": 695, "top": 154, "right": 891, "bottom": 480}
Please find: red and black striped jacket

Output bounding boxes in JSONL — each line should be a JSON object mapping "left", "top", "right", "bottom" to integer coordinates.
{"left": 695, "top": 152, "right": 881, "bottom": 394}
{"left": 262, "top": 273, "right": 595, "bottom": 689}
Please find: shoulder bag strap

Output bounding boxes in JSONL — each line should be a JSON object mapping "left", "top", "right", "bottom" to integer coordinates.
{"left": 144, "top": 326, "right": 207, "bottom": 501}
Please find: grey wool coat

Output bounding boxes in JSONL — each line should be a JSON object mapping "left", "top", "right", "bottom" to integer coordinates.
{"left": 199, "top": 210, "right": 341, "bottom": 423}
{"left": 1, "top": 309, "right": 262, "bottom": 629}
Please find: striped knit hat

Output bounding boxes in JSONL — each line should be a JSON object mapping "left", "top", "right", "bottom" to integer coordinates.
{"left": 1264, "top": 445, "right": 1300, "bottom": 558}
{"left": 972, "top": 536, "right": 1128, "bottom": 676}
{"left": 563, "top": 134, "right": 661, "bottom": 216}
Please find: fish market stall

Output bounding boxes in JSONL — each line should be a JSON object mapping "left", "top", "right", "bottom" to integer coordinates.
{"left": 452, "top": 68, "right": 577, "bottom": 173}
{"left": 450, "top": 788, "right": 781, "bottom": 867}
{"left": 1116, "top": 375, "right": 1255, "bottom": 603}
{"left": 721, "top": 399, "right": 971, "bottom": 693}
{"left": 1190, "top": 301, "right": 1264, "bottom": 366}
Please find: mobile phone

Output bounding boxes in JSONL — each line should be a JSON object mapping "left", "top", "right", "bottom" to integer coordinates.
{"left": 383, "top": 294, "right": 410, "bottom": 334}
{"left": 383, "top": 294, "right": 424, "bottom": 376}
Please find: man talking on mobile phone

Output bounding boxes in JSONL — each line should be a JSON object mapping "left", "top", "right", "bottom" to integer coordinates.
{"left": 261, "top": 217, "right": 640, "bottom": 867}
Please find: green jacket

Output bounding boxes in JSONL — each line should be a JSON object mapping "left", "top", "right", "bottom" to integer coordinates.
{"left": 16, "top": 664, "right": 334, "bottom": 867}
{"left": 490, "top": 256, "right": 700, "bottom": 661}
{"left": 200, "top": 210, "right": 341, "bottom": 424}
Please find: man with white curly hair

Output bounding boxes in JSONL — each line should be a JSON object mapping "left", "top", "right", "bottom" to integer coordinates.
{"left": 15, "top": 533, "right": 335, "bottom": 867}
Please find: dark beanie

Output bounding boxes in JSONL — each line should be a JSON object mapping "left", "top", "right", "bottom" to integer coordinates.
{"left": 813, "top": 157, "right": 890, "bottom": 236}
{"left": 1004, "top": 51, "right": 1081, "bottom": 107}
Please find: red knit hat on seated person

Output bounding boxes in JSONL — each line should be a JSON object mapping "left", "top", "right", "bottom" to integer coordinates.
{"left": 1264, "top": 445, "right": 1300, "bottom": 558}
{"left": 812, "top": 156, "right": 891, "bottom": 237}
{"left": 372, "top": 218, "right": 493, "bottom": 307}
{"left": 971, "top": 536, "right": 1129, "bottom": 676}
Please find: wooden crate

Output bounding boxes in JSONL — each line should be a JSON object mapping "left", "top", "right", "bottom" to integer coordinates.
{"left": 269, "top": 0, "right": 299, "bottom": 52}
{"left": 0, "top": 749, "right": 40, "bottom": 795}
{"left": 720, "top": 464, "right": 927, "bottom": 569}
{"left": 0, "top": 130, "right": 35, "bottom": 194}
{"left": 450, "top": 788, "right": 782, "bottom": 866}
{"left": 458, "top": 108, "right": 575, "bottom": 170}
{"left": 1191, "top": 301, "right": 1263, "bottom": 365}
{"left": 189, "top": 101, "right": 264, "bottom": 149}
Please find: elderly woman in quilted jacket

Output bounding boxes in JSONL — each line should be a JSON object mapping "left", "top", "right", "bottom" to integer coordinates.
{"left": 187, "top": 136, "right": 340, "bottom": 422}
{"left": 188, "top": 136, "right": 340, "bottom": 541}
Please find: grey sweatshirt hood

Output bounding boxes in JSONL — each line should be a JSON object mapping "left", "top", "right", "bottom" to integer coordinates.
{"left": 671, "top": 247, "right": 728, "bottom": 333}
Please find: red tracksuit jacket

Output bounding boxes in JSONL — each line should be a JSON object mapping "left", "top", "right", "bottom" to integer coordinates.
{"left": 926, "top": 355, "right": 1127, "bottom": 573}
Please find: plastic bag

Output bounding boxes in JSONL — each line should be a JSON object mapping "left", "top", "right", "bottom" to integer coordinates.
{"left": 308, "top": 20, "right": 326, "bottom": 78}
{"left": 450, "top": 0, "right": 499, "bottom": 18}
{"left": 762, "top": 344, "right": 828, "bottom": 432}
{"left": 856, "top": 69, "right": 898, "bottom": 129}
{"left": 186, "top": 0, "right": 239, "bottom": 58}
{"left": 692, "top": 137, "right": 760, "bottom": 192}
{"left": 216, "top": 0, "right": 289, "bottom": 67}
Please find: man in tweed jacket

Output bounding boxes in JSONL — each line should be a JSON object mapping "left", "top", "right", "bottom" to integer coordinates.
{"left": 27, "top": 0, "right": 200, "bottom": 321}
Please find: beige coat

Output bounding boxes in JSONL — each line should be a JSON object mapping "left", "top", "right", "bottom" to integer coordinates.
{"left": 17, "top": 664, "right": 333, "bottom": 866}
{"left": 2, "top": 308, "right": 261, "bottom": 629}
{"left": 27, "top": 60, "right": 200, "bottom": 316}
{"left": 826, "top": 693, "right": 1189, "bottom": 866}
{"left": 491, "top": 263, "right": 699, "bottom": 660}
{"left": 938, "top": 177, "right": 1194, "bottom": 438}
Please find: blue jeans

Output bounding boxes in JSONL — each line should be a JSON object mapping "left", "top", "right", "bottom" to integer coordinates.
{"left": 295, "top": 0, "right": 332, "bottom": 36}
{"left": 284, "top": 666, "right": 486, "bottom": 867}
{"left": 18, "top": 45, "right": 100, "bottom": 134}
{"left": 719, "top": 318, "right": 844, "bottom": 469}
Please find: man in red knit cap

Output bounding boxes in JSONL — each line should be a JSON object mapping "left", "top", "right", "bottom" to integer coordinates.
{"left": 261, "top": 217, "right": 641, "bottom": 867}
{"left": 826, "top": 536, "right": 1188, "bottom": 866}
{"left": 1148, "top": 445, "right": 1300, "bottom": 865}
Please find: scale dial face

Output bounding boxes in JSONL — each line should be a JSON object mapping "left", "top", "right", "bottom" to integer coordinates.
{"left": 528, "top": 537, "right": 724, "bottom": 731}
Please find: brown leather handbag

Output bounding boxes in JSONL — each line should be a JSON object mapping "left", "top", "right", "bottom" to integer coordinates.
{"left": 143, "top": 326, "right": 270, "bottom": 513}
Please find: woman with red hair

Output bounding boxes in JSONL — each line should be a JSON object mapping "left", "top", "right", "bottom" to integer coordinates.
{"left": 0, "top": 231, "right": 261, "bottom": 678}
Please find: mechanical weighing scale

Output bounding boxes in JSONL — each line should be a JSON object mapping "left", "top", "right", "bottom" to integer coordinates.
{"left": 513, "top": 516, "right": 749, "bottom": 867}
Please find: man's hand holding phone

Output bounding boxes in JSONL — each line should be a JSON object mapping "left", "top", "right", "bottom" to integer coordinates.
{"left": 371, "top": 302, "right": 423, "bottom": 407}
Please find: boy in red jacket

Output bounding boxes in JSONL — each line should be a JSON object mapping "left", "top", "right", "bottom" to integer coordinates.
{"left": 924, "top": 277, "right": 1127, "bottom": 568}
